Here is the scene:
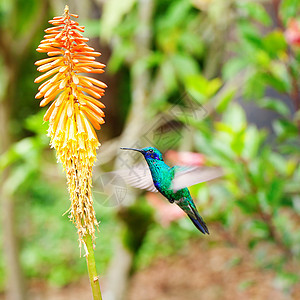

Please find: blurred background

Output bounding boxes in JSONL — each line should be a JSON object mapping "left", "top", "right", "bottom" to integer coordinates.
{"left": 1, "top": 0, "right": 300, "bottom": 299}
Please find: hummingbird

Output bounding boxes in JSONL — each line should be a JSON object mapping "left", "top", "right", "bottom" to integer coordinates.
{"left": 120, "top": 147, "right": 222, "bottom": 234}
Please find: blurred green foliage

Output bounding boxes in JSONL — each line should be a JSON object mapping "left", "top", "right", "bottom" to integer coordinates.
{"left": 1, "top": 0, "right": 300, "bottom": 295}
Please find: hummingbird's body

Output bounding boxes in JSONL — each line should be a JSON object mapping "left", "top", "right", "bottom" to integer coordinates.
{"left": 121, "top": 147, "right": 214, "bottom": 234}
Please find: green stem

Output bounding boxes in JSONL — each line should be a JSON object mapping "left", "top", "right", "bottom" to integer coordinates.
{"left": 83, "top": 234, "right": 102, "bottom": 300}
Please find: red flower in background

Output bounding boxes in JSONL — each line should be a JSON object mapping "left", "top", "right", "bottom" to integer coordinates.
{"left": 147, "top": 193, "right": 186, "bottom": 227}
{"left": 165, "top": 150, "right": 205, "bottom": 166}
{"left": 285, "top": 19, "right": 300, "bottom": 47}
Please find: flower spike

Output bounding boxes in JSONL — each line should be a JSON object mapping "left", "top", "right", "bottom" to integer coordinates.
{"left": 34, "top": 5, "right": 107, "bottom": 246}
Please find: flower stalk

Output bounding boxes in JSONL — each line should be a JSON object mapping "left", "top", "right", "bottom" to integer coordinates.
{"left": 34, "top": 5, "right": 106, "bottom": 299}
{"left": 83, "top": 234, "right": 102, "bottom": 300}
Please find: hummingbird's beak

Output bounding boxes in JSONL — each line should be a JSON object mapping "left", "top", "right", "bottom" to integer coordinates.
{"left": 120, "top": 147, "right": 143, "bottom": 153}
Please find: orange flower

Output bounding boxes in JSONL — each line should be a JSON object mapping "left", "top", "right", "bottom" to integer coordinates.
{"left": 34, "top": 5, "right": 107, "bottom": 246}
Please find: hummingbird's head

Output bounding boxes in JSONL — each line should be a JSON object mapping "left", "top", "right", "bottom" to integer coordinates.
{"left": 120, "top": 146, "right": 163, "bottom": 161}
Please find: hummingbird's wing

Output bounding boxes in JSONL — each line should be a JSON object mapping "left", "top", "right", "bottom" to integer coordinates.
{"left": 111, "top": 165, "right": 158, "bottom": 193}
{"left": 171, "top": 166, "right": 223, "bottom": 192}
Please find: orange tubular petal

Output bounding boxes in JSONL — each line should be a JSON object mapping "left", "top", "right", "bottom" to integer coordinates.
{"left": 73, "top": 45, "right": 94, "bottom": 52}
{"left": 72, "top": 25, "right": 85, "bottom": 32}
{"left": 77, "top": 111, "right": 86, "bottom": 134}
{"left": 40, "top": 97, "right": 54, "bottom": 107}
{"left": 50, "top": 100, "right": 65, "bottom": 124}
{"left": 50, "top": 42, "right": 63, "bottom": 47}
{"left": 55, "top": 90, "right": 68, "bottom": 107}
{"left": 34, "top": 66, "right": 60, "bottom": 83}
{"left": 77, "top": 76, "right": 93, "bottom": 87}
{"left": 59, "top": 76, "right": 69, "bottom": 89}
{"left": 74, "top": 58, "right": 95, "bottom": 63}
{"left": 81, "top": 107, "right": 101, "bottom": 130}
{"left": 41, "top": 89, "right": 60, "bottom": 104}
{"left": 53, "top": 16, "right": 64, "bottom": 20}
{"left": 54, "top": 105, "right": 67, "bottom": 135}
{"left": 70, "top": 20, "right": 79, "bottom": 26}
{"left": 82, "top": 77, "right": 107, "bottom": 88}
{"left": 43, "top": 101, "right": 56, "bottom": 121}
{"left": 38, "top": 78, "right": 52, "bottom": 91}
{"left": 39, "top": 40, "right": 52, "bottom": 44}
{"left": 75, "top": 67, "right": 93, "bottom": 73}
{"left": 88, "top": 84, "right": 105, "bottom": 95}
{"left": 72, "top": 74, "right": 79, "bottom": 84}
{"left": 39, "top": 81, "right": 58, "bottom": 95}
{"left": 80, "top": 87, "right": 102, "bottom": 99}
{"left": 81, "top": 94, "right": 105, "bottom": 108}
{"left": 86, "top": 101, "right": 105, "bottom": 117}
{"left": 48, "top": 20, "right": 64, "bottom": 25}
{"left": 49, "top": 71, "right": 64, "bottom": 84}
{"left": 88, "top": 69, "right": 105, "bottom": 74}
{"left": 75, "top": 62, "right": 105, "bottom": 69}
{"left": 37, "top": 60, "right": 62, "bottom": 72}
{"left": 79, "top": 110, "right": 98, "bottom": 139}
{"left": 75, "top": 63, "right": 94, "bottom": 68}
{"left": 74, "top": 38, "right": 89, "bottom": 43}
{"left": 55, "top": 31, "right": 64, "bottom": 40}
{"left": 37, "top": 45, "right": 58, "bottom": 52}
{"left": 47, "top": 51, "right": 63, "bottom": 56}
{"left": 75, "top": 51, "right": 100, "bottom": 57}
{"left": 67, "top": 100, "right": 73, "bottom": 117}
{"left": 35, "top": 57, "right": 58, "bottom": 66}
{"left": 44, "top": 34, "right": 57, "bottom": 39}
{"left": 35, "top": 92, "right": 43, "bottom": 99}
{"left": 69, "top": 31, "right": 83, "bottom": 38}
{"left": 89, "top": 110, "right": 105, "bottom": 125}
{"left": 59, "top": 66, "right": 68, "bottom": 73}
{"left": 44, "top": 25, "right": 64, "bottom": 33}
{"left": 44, "top": 84, "right": 61, "bottom": 98}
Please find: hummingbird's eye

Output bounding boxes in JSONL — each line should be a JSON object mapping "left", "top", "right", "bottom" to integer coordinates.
{"left": 149, "top": 149, "right": 153, "bottom": 153}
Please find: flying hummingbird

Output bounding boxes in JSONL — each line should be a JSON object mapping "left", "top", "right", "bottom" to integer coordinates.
{"left": 120, "top": 147, "right": 222, "bottom": 234}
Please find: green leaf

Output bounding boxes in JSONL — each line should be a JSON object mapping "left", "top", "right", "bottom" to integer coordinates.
{"left": 243, "top": 72, "right": 265, "bottom": 99}
{"left": 231, "top": 130, "right": 245, "bottom": 156}
{"left": 223, "top": 103, "right": 246, "bottom": 132}
{"left": 179, "top": 32, "right": 204, "bottom": 57}
{"left": 238, "top": 20, "right": 263, "bottom": 50}
{"left": 242, "top": 126, "right": 266, "bottom": 159}
{"left": 275, "top": 271, "right": 300, "bottom": 291}
{"left": 25, "top": 111, "right": 48, "bottom": 135}
{"left": 216, "top": 88, "right": 236, "bottom": 113}
{"left": 184, "top": 74, "right": 222, "bottom": 103}
{"left": 171, "top": 54, "right": 200, "bottom": 81}
{"left": 254, "top": 50, "right": 271, "bottom": 68}
{"left": 239, "top": 2, "right": 272, "bottom": 26}
{"left": 157, "top": 0, "right": 191, "bottom": 29}
{"left": 248, "top": 220, "right": 269, "bottom": 238}
{"left": 101, "top": 0, "right": 136, "bottom": 40}
{"left": 266, "top": 178, "right": 284, "bottom": 209}
{"left": 108, "top": 41, "right": 134, "bottom": 73}
{"left": 258, "top": 97, "right": 290, "bottom": 116}
{"left": 262, "top": 30, "right": 287, "bottom": 58}
{"left": 280, "top": 0, "right": 300, "bottom": 24}
{"left": 273, "top": 119, "right": 299, "bottom": 139}
{"left": 223, "top": 57, "right": 248, "bottom": 80}
{"left": 160, "top": 58, "right": 177, "bottom": 93}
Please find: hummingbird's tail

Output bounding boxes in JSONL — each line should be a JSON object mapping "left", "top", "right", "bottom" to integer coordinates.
{"left": 188, "top": 206, "right": 209, "bottom": 235}
{"left": 176, "top": 197, "right": 210, "bottom": 234}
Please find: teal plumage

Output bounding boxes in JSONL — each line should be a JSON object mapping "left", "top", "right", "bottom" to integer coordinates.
{"left": 120, "top": 147, "right": 222, "bottom": 234}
